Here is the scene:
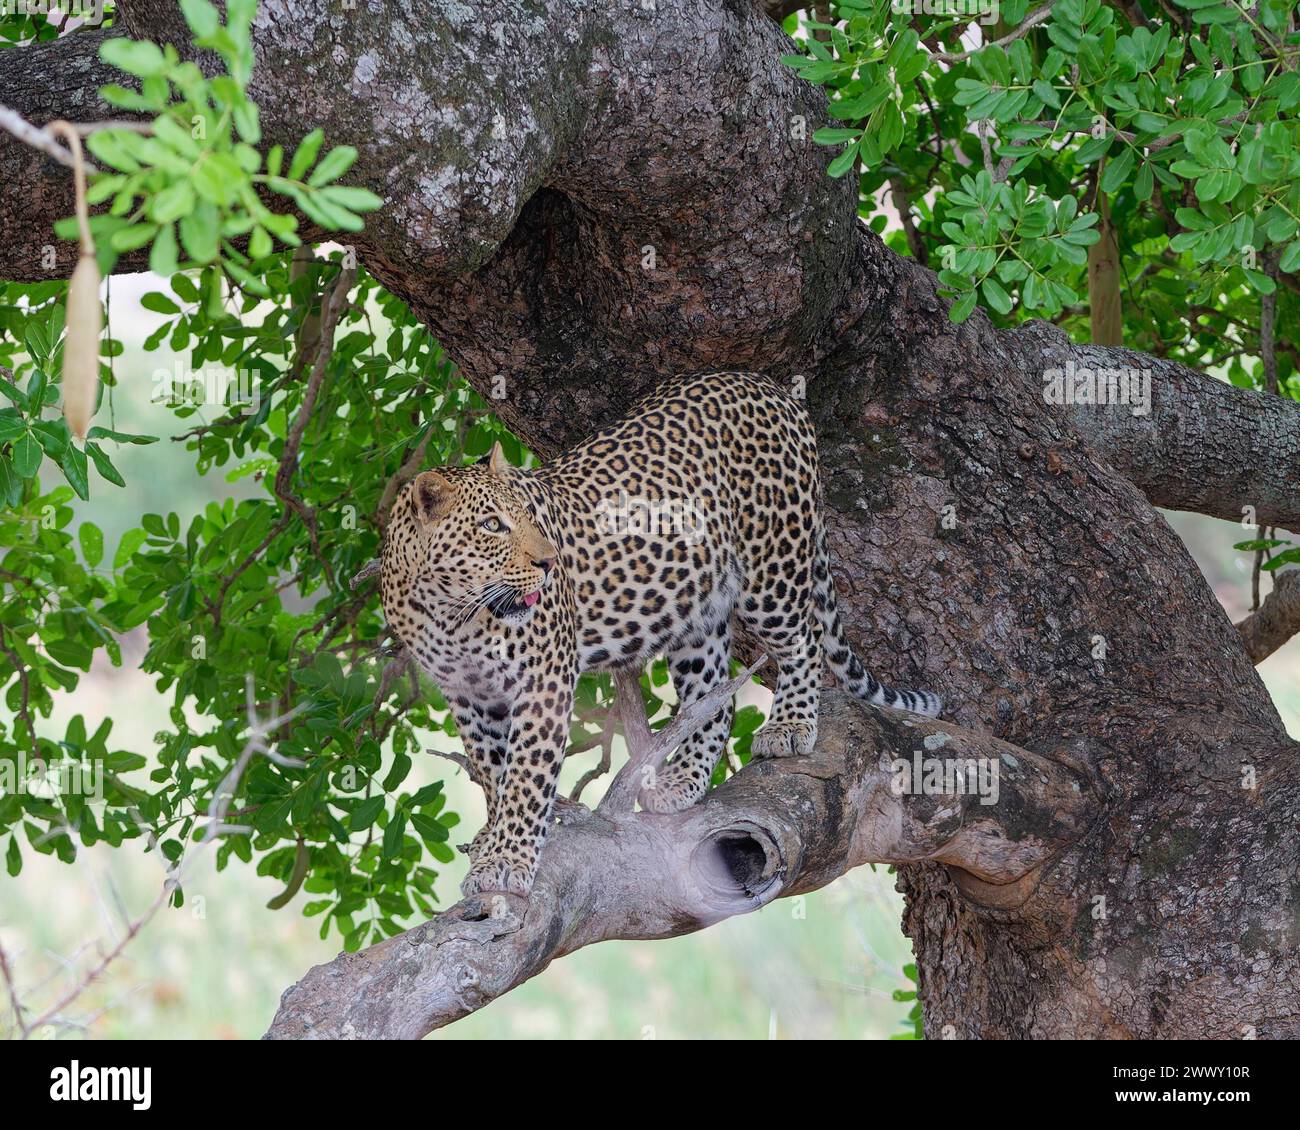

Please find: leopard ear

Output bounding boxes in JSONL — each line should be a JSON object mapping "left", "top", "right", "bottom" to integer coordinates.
{"left": 488, "top": 440, "right": 511, "bottom": 477}
{"left": 412, "top": 470, "right": 455, "bottom": 526}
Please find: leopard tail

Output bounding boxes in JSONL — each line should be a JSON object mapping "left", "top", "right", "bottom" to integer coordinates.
{"left": 810, "top": 525, "right": 943, "bottom": 718}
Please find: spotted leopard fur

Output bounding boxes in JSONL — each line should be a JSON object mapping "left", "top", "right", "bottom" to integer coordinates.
{"left": 381, "top": 372, "right": 942, "bottom": 897}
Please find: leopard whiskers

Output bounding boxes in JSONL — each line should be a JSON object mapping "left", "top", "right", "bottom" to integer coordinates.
{"left": 434, "top": 580, "right": 513, "bottom": 629}
{"left": 454, "top": 582, "right": 514, "bottom": 629}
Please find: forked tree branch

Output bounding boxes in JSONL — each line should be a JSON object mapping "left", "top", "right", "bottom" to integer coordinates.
{"left": 597, "top": 658, "right": 765, "bottom": 814}
{"left": 264, "top": 691, "right": 1095, "bottom": 1039}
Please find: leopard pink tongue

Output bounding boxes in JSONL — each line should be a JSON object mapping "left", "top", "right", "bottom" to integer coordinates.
{"left": 523, "top": 590, "right": 541, "bottom": 607}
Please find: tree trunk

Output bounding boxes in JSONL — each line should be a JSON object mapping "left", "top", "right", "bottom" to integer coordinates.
{"left": 2, "top": 1, "right": 1298, "bottom": 1039}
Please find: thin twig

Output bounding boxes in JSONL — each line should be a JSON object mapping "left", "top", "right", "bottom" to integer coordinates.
{"left": 931, "top": 2, "right": 1057, "bottom": 64}
{"left": 571, "top": 709, "right": 617, "bottom": 803}
{"left": 0, "top": 942, "right": 30, "bottom": 1039}
{"left": 0, "top": 102, "right": 97, "bottom": 172}
{"left": 377, "top": 425, "right": 434, "bottom": 532}
{"left": 273, "top": 263, "right": 358, "bottom": 590}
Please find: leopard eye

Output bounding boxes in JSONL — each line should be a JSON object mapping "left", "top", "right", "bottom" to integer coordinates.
{"left": 481, "top": 515, "right": 507, "bottom": 533}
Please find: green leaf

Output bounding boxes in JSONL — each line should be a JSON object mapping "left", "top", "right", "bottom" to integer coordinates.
{"left": 141, "top": 291, "right": 181, "bottom": 315}
{"left": 948, "top": 290, "right": 978, "bottom": 324}
{"left": 812, "top": 127, "right": 862, "bottom": 145}
{"left": 113, "top": 527, "right": 149, "bottom": 568}
{"left": 61, "top": 444, "right": 90, "bottom": 500}
{"left": 180, "top": 202, "right": 221, "bottom": 263}
{"left": 1134, "top": 161, "right": 1153, "bottom": 202}
{"left": 100, "top": 38, "right": 168, "bottom": 78}
{"left": 318, "top": 186, "right": 383, "bottom": 213}
{"left": 288, "top": 128, "right": 325, "bottom": 180}
{"left": 149, "top": 222, "right": 180, "bottom": 277}
{"left": 151, "top": 181, "right": 196, "bottom": 226}
{"left": 180, "top": 0, "right": 221, "bottom": 38}
{"left": 1262, "top": 548, "right": 1300, "bottom": 572}
{"left": 1243, "top": 268, "right": 1276, "bottom": 294}
{"left": 192, "top": 153, "right": 245, "bottom": 206}
{"left": 0, "top": 457, "right": 19, "bottom": 508}
{"left": 79, "top": 522, "right": 104, "bottom": 567}
{"left": 981, "top": 276, "right": 1013, "bottom": 315}
{"left": 382, "top": 812, "right": 407, "bottom": 861}
{"left": 349, "top": 796, "right": 384, "bottom": 832}
{"left": 86, "top": 427, "right": 158, "bottom": 445}
{"left": 826, "top": 139, "right": 861, "bottom": 179}
{"left": 1233, "top": 538, "right": 1290, "bottom": 552}
{"left": 110, "top": 224, "right": 160, "bottom": 253}
{"left": 46, "top": 638, "right": 93, "bottom": 670}
{"left": 411, "top": 812, "right": 449, "bottom": 843}
{"left": 409, "top": 782, "right": 444, "bottom": 808}
{"left": 85, "top": 442, "right": 125, "bottom": 488}
{"left": 12, "top": 432, "right": 41, "bottom": 478}
{"left": 382, "top": 752, "right": 412, "bottom": 792}
{"left": 307, "top": 145, "right": 359, "bottom": 187}
{"left": 1100, "top": 148, "right": 1135, "bottom": 194}
{"left": 248, "top": 224, "right": 273, "bottom": 260}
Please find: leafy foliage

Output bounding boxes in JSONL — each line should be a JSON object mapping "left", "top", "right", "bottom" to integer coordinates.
{"left": 783, "top": 0, "right": 1300, "bottom": 398}
{"left": 69, "top": 0, "right": 382, "bottom": 285}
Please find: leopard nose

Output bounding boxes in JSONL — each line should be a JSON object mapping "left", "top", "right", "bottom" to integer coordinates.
{"left": 533, "top": 555, "right": 556, "bottom": 573}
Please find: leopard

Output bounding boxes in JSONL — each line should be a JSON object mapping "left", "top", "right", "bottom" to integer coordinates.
{"left": 381, "top": 371, "right": 942, "bottom": 897}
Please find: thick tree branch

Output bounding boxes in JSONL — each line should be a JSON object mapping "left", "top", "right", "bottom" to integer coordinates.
{"left": 1014, "top": 322, "right": 1300, "bottom": 531}
{"left": 1237, "top": 570, "right": 1300, "bottom": 664}
{"left": 265, "top": 692, "right": 1094, "bottom": 1039}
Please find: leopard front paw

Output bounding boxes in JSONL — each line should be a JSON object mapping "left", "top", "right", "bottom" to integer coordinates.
{"left": 461, "top": 852, "right": 535, "bottom": 898}
{"left": 750, "top": 720, "right": 817, "bottom": 759}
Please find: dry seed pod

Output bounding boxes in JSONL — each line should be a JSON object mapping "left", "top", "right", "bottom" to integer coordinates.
{"left": 63, "top": 249, "right": 102, "bottom": 438}
{"left": 46, "top": 121, "right": 101, "bottom": 439}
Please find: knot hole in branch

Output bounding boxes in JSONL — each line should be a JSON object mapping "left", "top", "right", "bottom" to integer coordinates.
{"left": 691, "top": 820, "right": 786, "bottom": 908}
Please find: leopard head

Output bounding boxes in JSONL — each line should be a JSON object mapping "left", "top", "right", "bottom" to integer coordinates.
{"left": 382, "top": 442, "right": 558, "bottom": 631}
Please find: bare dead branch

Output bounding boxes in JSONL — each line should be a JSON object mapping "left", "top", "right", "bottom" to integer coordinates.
{"left": 570, "top": 711, "right": 616, "bottom": 803}
{"left": 272, "top": 263, "right": 358, "bottom": 590}
{"left": 0, "top": 941, "right": 30, "bottom": 1039}
{"left": 931, "top": 3, "right": 1057, "bottom": 64}
{"left": 598, "top": 657, "right": 766, "bottom": 815}
{"left": 376, "top": 426, "right": 435, "bottom": 532}
{"left": 0, "top": 102, "right": 97, "bottom": 172}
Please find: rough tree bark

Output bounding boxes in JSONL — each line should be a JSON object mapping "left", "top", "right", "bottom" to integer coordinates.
{"left": 2, "top": 1, "right": 1298, "bottom": 1039}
